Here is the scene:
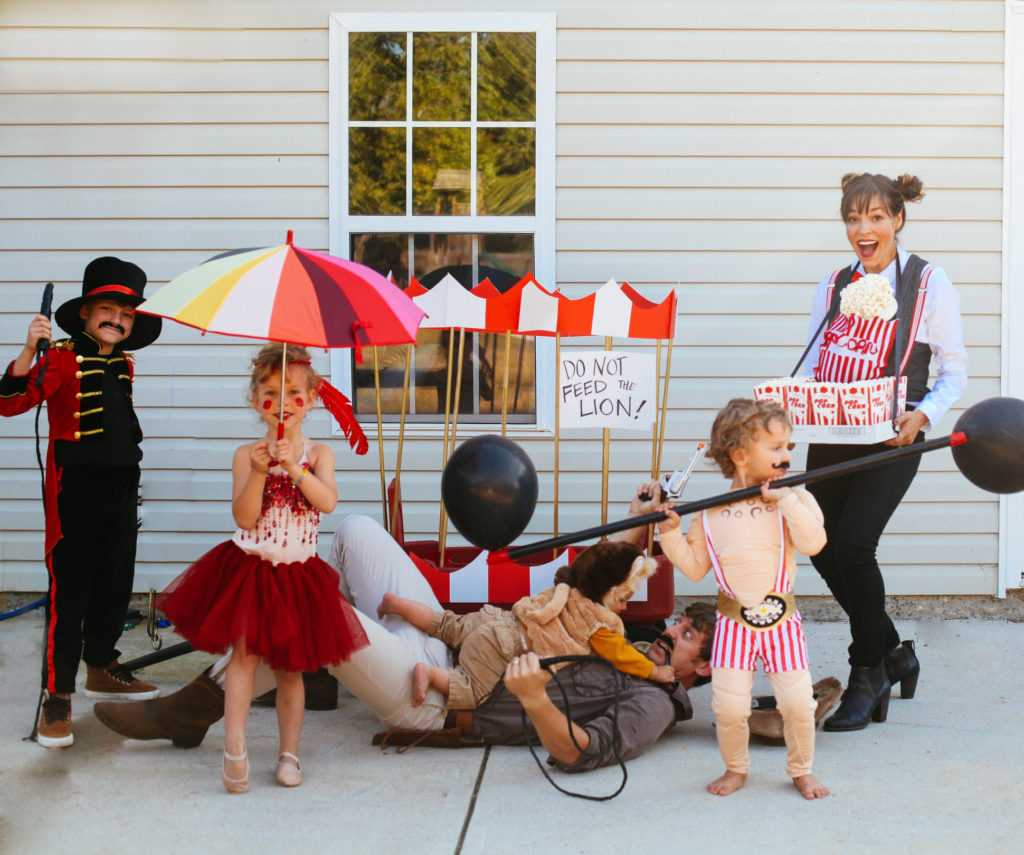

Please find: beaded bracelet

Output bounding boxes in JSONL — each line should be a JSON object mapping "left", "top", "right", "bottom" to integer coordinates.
{"left": 292, "top": 465, "right": 309, "bottom": 487}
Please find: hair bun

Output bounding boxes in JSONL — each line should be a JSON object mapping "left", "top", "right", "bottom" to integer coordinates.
{"left": 895, "top": 173, "right": 925, "bottom": 203}
{"left": 840, "top": 172, "right": 863, "bottom": 193}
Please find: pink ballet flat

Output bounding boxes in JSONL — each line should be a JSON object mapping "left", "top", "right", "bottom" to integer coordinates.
{"left": 222, "top": 748, "right": 249, "bottom": 794}
{"left": 276, "top": 751, "right": 302, "bottom": 787}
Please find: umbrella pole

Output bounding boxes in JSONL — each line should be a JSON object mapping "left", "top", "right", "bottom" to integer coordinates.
{"left": 373, "top": 346, "right": 387, "bottom": 527}
{"left": 438, "top": 330, "right": 456, "bottom": 558}
{"left": 500, "top": 330, "right": 512, "bottom": 436}
{"left": 278, "top": 341, "right": 287, "bottom": 444}
{"left": 391, "top": 345, "right": 412, "bottom": 539}
{"left": 601, "top": 336, "right": 612, "bottom": 529}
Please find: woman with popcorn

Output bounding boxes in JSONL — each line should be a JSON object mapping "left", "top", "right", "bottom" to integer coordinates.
{"left": 801, "top": 173, "right": 967, "bottom": 732}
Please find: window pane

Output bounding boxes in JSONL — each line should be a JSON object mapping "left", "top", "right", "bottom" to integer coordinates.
{"left": 351, "top": 233, "right": 409, "bottom": 285}
{"left": 349, "top": 33, "right": 406, "bottom": 121}
{"left": 414, "top": 233, "right": 474, "bottom": 287}
{"left": 478, "top": 32, "right": 535, "bottom": 122}
{"left": 412, "top": 127, "right": 471, "bottom": 216}
{"left": 479, "top": 233, "right": 534, "bottom": 289}
{"left": 413, "top": 32, "right": 471, "bottom": 121}
{"left": 349, "top": 127, "right": 406, "bottom": 216}
{"left": 477, "top": 128, "right": 535, "bottom": 216}
{"left": 348, "top": 233, "right": 535, "bottom": 422}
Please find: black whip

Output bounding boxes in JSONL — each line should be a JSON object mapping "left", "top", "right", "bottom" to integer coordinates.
{"left": 520, "top": 655, "right": 629, "bottom": 801}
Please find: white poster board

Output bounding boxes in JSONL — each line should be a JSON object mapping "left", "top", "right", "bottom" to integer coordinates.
{"left": 559, "top": 351, "right": 656, "bottom": 431}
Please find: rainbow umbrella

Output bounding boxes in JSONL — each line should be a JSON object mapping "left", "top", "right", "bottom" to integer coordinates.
{"left": 139, "top": 231, "right": 424, "bottom": 358}
{"left": 139, "top": 231, "right": 425, "bottom": 465}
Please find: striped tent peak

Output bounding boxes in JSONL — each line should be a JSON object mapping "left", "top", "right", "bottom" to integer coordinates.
{"left": 484, "top": 273, "right": 552, "bottom": 333}
{"left": 403, "top": 276, "right": 428, "bottom": 297}
{"left": 621, "top": 282, "right": 677, "bottom": 340}
{"left": 588, "top": 280, "right": 677, "bottom": 340}
{"left": 517, "top": 277, "right": 561, "bottom": 336}
{"left": 412, "top": 273, "right": 488, "bottom": 330}
{"left": 470, "top": 278, "right": 501, "bottom": 299}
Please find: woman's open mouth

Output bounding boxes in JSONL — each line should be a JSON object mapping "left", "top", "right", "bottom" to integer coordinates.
{"left": 858, "top": 240, "right": 879, "bottom": 258}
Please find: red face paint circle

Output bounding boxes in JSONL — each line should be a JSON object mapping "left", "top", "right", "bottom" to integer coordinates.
{"left": 294, "top": 397, "right": 304, "bottom": 408}
{"left": 262, "top": 400, "right": 272, "bottom": 410}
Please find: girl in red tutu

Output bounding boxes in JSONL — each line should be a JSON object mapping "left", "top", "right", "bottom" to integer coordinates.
{"left": 159, "top": 343, "right": 369, "bottom": 793}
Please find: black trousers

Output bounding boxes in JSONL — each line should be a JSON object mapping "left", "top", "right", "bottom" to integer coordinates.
{"left": 44, "top": 464, "right": 140, "bottom": 694}
{"left": 805, "top": 433, "right": 923, "bottom": 668}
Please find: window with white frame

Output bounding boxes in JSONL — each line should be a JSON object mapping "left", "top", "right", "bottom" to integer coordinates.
{"left": 328, "top": 14, "right": 555, "bottom": 428}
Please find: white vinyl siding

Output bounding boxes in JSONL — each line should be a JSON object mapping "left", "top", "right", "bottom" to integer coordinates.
{"left": 0, "top": 0, "right": 1009, "bottom": 595}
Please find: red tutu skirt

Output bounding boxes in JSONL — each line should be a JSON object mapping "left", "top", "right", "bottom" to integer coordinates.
{"left": 158, "top": 540, "right": 369, "bottom": 672}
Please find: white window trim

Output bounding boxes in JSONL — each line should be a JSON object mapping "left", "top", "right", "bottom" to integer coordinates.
{"left": 1000, "top": 0, "right": 1024, "bottom": 595}
{"left": 327, "top": 11, "right": 556, "bottom": 434}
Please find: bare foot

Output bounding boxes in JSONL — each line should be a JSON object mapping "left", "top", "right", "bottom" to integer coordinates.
{"left": 411, "top": 662, "right": 429, "bottom": 707}
{"left": 793, "top": 773, "right": 830, "bottom": 799}
{"left": 707, "top": 770, "right": 746, "bottom": 796}
{"left": 377, "top": 592, "right": 398, "bottom": 620}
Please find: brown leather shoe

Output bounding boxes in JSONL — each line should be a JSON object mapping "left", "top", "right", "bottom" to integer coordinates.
{"left": 93, "top": 667, "right": 224, "bottom": 748}
{"left": 748, "top": 676, "right": 843, "bottom": 743}
{"left": 84, "top": 660, "right": 159, "bottom": 700}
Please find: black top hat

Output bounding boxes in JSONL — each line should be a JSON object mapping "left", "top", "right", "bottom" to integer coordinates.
{"left": 55, "top": 256, "right": 162, "bottom": 350}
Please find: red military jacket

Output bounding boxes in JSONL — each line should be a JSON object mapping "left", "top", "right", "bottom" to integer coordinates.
{"left": 0, "top": 334, "right": 140, "bottom": 555}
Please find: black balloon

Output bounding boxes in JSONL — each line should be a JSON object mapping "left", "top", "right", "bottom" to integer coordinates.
{"left": 952, "top": 397, "right": 1024, "bottom": 494}
{"left": 441, "top": 434, "right": 538, "bottom": 551}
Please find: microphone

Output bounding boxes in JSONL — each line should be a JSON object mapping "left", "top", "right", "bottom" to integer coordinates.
{"left": 37, "top": 282, "right": 54, "bottom": 353}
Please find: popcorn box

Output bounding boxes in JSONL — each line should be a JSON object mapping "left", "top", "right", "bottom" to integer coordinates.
{"left": 752, "top": 381, "right": 786, "bottom": 407}
{"left": 783, "top": 383, "right": 810, "bottom": 425}
{"left": 867, "top": 378, "right": 890, "bottom": 423}
{"left": 808, "top": 383, "right": 840, "bottom": 426}
{"left": 837, "top": 381, "right": 871, "bottom": 426}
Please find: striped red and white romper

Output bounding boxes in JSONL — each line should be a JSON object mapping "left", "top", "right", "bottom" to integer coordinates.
{"left": 705, "top": 507, "right": 809, "bottom": 673}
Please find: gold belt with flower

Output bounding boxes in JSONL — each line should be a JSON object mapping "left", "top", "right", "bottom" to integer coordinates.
{"left": 717, "top": 590, "right": 797, "bottom": 631}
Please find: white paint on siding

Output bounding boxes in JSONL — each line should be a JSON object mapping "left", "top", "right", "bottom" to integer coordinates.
{"left": 0, "top": 0, "right": 1007, "bottom": 595}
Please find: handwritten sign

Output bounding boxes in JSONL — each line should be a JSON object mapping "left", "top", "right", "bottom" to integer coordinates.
{"left": 559, "top": 351, "right": 656, "bottom": 431}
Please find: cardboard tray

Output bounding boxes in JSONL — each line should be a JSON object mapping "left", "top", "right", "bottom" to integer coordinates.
{"left": 790, "top": 421, "right": 897, "bottom": 444}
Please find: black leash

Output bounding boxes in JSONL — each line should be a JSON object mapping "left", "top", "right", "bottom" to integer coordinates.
{"left": 520, "top": 655, "right": 628, "bottom": 801}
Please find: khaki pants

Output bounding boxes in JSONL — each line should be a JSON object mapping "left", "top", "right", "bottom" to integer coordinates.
{"left": 427, "top": 606, "right": 529, "bottom": 710}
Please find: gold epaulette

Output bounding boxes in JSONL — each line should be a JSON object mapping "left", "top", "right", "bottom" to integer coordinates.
{"left": 53, "top": 339, "right": 74, "bottom": 352}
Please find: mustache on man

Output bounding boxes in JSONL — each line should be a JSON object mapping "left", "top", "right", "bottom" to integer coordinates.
{"left": 98, "top": 321, "right": 126, "bottom": 335}
{"left": 772, "top": 461, "right": 791, "bottom": 471}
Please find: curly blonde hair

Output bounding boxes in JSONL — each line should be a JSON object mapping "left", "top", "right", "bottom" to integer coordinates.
{"left": 247, "top": 343, "right": 319, "bottom": 402}
{"left": 705, "top": 398, "right": 790, "bottom": 479}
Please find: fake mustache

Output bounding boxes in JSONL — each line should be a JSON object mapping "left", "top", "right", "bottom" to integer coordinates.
{"left": 99, "top": 321, "right": 126, "bottom": 334}
{"left": 652, "top": 633, "right": 674, "bottom": 664}
{"left": 772, "top": 461, "right": 791, "bottom": 471}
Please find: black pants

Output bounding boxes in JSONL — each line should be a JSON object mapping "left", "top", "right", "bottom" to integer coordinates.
{"left": 44, "top": 464, "right": 140, "bottom": 694}
{"left": 806, "top": 434, "right": 923, "bottom": 668}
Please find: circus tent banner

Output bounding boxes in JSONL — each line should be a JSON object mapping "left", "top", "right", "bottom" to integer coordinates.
{"left": 394, "top": 273, "right": 676, "bottom": 341}
{"left": 409, "top": 547, "right": 585, "bottom": 606}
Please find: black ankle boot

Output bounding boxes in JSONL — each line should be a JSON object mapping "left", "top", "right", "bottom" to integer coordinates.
{"left": 822, "top": 663, "right": 891, "bottom": 732}
{"left": 884, "top": 640, "right": 919, "bottom": 699}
